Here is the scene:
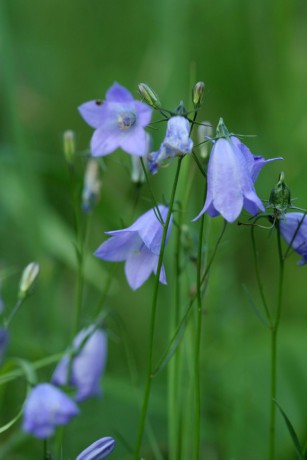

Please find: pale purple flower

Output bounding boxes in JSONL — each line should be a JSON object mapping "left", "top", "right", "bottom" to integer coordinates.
{"left": 22, "top": 383, "right": 79, "bottom": 439}
{"left": 193, "top": 137, "right": 266, "bottom": 223}
{"left": 279, "top": 212, "right": 307, "bottom": 264}
{"left": 95, "top": 205, "right": 172, "bottom": 290}
{"left": 79, "top": 83, "right": 152, "bottom": 157}
{"left": 76, "top": 436, "right": 115, "bottom": 460}
{"left": 149, "top": 116, "right": 193, "bottom": 174}
{"left": 230, "top": 136, "right": 282, "bottom": 182}
{"left": 52, "top": 326, "right": 107, "bottom": 402}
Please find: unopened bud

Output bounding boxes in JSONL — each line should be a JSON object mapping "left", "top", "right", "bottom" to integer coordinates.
{"left": 63, "top": 130, "right": 76, "bottom": 164}
{"left": 19, "top": 262, "right": 40, "bottom": 299}
{"left": 192, "top": 81, "right": 205, "bottom": 108}
{"left": 198, "top": 121, "right": 213, "bottom": 159}
{"left": 138, "top": 83, "right": 161, "bottom": 109}
{"left": 82, "top": 159, "right": 102, "bottom": 213}
{"left": 268, "top": 172, "right": 291, "bottom": 217}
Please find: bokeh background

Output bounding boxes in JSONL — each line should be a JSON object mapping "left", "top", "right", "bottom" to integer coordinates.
{"left": 1, "top": 0, "right": 307, "bottom": 459}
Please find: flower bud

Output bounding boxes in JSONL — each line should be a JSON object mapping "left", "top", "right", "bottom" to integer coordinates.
{"left": 138, "top": 83, "right": 161, "bottom": 109}
{"left": 63, "top": 130, "right": 76, "bottom": 164}
{"left": 198, "top": 121, "right": 213, "bottom": 159}
{"left": 18, "top": 262, "right": 40, "bottom": 300}
{"left": 192, "top": 81, "right": 205, "bottom": 108}
{"left": 82, "top": 159, "right": 102, "bottom": 213}
{"left": 268, "top": 172, "right": 291, "bottom": 217}
{"left": 76, "top": 436, "right": 115, "bottom": 460}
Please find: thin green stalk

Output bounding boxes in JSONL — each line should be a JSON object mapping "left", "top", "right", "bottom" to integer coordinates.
{"left": 68, "top": 164, "right": 87, "bottom": 339}
{"left": 140, "top": 157, "right": 163, "bottom": 223}
{"left": 269, "top": 222, "right": 284, "bottom": 460}
{"left": 251, "top": 226, "right": 272, "bottom": 326}
{"left": 168, "top": 202, "right": 183, "bottom": 460}
{"left": 5, "top": 299, "right": 24, "bottom": 328}
{"left": 194, "top": 192, "right": 206, "bottom": 460}
{"left": 134, "top": 158, "right": 183, "bottom": 460}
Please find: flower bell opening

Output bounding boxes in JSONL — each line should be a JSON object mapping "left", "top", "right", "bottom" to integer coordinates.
{"left": 117, "top": 112, "right": 137, "bottom": 130}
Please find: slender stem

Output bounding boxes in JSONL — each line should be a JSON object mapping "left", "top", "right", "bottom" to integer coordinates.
{"left": 194, "top": 191, "right": 206, "bottom": 460}
{"left": 168, "top": 202, "right": 182, "bottom": 460}
{"left": 251, "top": 226, "right": 272, "bottom": 326}
{"left": 269, "top": 222, "right": 284, "bottom": 460}
{"left": 5, "top": 299, "right": 24, "bottom": 327}
{"left": 134, "top": 158, "right": 183, "bottom": 460}
{"left": 140, "top": 157, "right": 163, "bottom": 223}
{"left": 68, "top": 164, "right": 87, "bottom": 339}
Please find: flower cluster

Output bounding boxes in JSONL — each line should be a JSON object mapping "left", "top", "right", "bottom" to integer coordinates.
{"left": 22, "top": 326, "right": 107, "bottom": 439}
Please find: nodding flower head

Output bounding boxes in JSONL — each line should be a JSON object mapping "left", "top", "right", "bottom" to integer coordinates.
{"left": 95, "top": 205, "right": 172, "bottom": 290}
{"left": 149, "top": 116, "right": 193, "bottom": 174}
{"left": 193, "top": 119, "right": 282, "bottom": 223}
{"left": 22, "top": 383, "right": 79, "bottom": 439}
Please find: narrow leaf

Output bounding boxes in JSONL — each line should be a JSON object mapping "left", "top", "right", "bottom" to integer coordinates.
{"left": 152, "top": 300, "right": 194, "bottom": 377}
{"left": 275, "top": 400, "right": 305, "bottom": 460}
{"left": 242, "top": 284, "right": 270, "bottom": 328}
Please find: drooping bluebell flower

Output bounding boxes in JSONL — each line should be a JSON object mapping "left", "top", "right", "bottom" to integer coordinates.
{"left": 22, "top": 383, "right": 79, "bottom": 439}
{"left": 95, "top": 205, "right": 172, "bottom": 290}
{"left": 52, "top": 326, "right": 107, "bottom": 402}
{"left": 149, "top": 116, "right": 193, "bottom": 174}
{"left": 279, "top": 212, "right": 307, "bottom": 264}
{"left": 79, "top": 83, "right": 152, "bottom": 157}
{"left": 193, "top": 119, "right": 281, "bottom": 223}
{"left": 193, "top": 137, "right": 264, "bottom": 223}
{"left": 76, "top": 436, "right": 115, "bottom": 460}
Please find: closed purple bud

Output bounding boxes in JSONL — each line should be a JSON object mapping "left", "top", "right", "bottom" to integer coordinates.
{"left": 52, "top": 326, "right": 107, "bottom": 402}
{"left": 76, "top": 436, "right": 115, "bottom": 460}
{"left": 95, "top": 205, "right": 172, "bottom": 290}
{"left": 79, "top": 83, "right": 152, "bottom": 157}
{"left": 22, "top": 383, "right": 79, "bottom": 439}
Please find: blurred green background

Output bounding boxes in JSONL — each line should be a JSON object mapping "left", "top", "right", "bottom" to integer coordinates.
{"left": 1, "top": 0, "right": 307, "bottom": 459}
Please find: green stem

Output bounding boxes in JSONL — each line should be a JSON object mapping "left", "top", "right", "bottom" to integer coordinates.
{"left": 134, "top": 158, "right": 183, "bottom": 460}
{"left": 168, "top": 202, "right": 182, "bottom": 460}
{"left": 194, "top": 191, "right": 206, "bottom": 460}
{"left": 5, "top": 299, "right": 24, "bottom": 328}
{"left": 251, "top": 226, "right": 272, "bottom": 326}
{"left": 269, "top": 222, "right": 284, "bottom": 460}
{"left": 69, "top": 164, "right": 87, "bottom": 339}
{"left": 140, "top": 157, "right": 163, "bottom": 223}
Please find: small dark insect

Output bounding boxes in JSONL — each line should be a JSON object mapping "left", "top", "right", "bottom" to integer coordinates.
{"left": 95, "top": 99, "right": 103, "bottom": 106}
